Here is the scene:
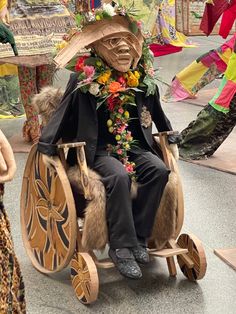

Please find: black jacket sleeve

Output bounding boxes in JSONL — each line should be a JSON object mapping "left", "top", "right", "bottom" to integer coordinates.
{"left": 37, "top": 73, "right": 78, "bottom": 156}
{"left": 152, "top": 86, "right": 181, "bottom": 144}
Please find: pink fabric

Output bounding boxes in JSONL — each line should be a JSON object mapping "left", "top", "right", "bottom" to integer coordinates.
{"left": 170, "top": 78, "right": 194, "bottom": 101}
{"left": 149, "top": 44, "right": 182, "bottom": 57}
{"left": 215, "top": 80, "right": 236, "bottom": 108}
{"left": 220, "top": 33, "right": 236, "bottom": 52}
{"left": 200, "top": 50, "right": 227, "bottom": 72}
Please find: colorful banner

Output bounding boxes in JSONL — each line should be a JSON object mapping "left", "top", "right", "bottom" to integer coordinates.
{"left": 0, "top": 0, "right": 75, "bottom": 58}
{"left": 119, "top": 0, "right": 159, "bottom": 34}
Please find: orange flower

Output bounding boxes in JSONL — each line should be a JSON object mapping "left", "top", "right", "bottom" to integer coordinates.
{"left": 109, "top": 81, "right": 125, "bottom": 93}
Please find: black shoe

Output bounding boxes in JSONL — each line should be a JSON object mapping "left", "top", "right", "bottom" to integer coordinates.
{"left": 131, "top": 246, "right": 150, "bottom": 264}
{"left": 109, "top": 248, "right": 142, "bottom": 279}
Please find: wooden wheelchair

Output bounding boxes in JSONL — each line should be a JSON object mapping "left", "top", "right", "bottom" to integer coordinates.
{"left": 20, "top": 131, "right": 207, "bottom": 304}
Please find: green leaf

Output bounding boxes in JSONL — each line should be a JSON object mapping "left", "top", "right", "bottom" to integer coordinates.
{"left": 129, "top": 21, "right": 138, "bottom": 34}
{"left": 75, "top": 14, "right": 83, "bottom": 27}
{"left": 65, "top": 56, "right": 78, "bottom": 71}
{"left": 127, "top": 87, "right": 144, "bottom": 93}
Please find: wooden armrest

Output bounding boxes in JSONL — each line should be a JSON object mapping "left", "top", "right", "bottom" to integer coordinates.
{"left": 152, "top": 132, "right": 179, "bottom": 169}
{"left": 56, "top": 141, "right": 91, "bottom": 200}
{"left": 57, "top": 142, "right": 86, "bottom": 149}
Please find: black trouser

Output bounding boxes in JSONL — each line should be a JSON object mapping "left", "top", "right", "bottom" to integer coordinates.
{"left": 93, "top": 150, "right": 170, "bottom": 249}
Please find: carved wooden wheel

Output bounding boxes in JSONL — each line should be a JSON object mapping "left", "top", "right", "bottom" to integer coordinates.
{"left": 177, "top": 233, "right": 207, "bottom": 281}
{"left": 71, "top": 252, "right": 99, "bottom": 304}
{"left": 21, "top": 145, "right": 77, "bottom": 273}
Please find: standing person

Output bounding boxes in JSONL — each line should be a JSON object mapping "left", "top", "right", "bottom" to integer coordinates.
{"left": 0, "top": 0, "right": 75, "bottom": 143}
{"left": 38, "top": 2, "right": 179, "bottom": 279}
{"left": 0, "top": 129, "right": 26, "bottom": 313}
{"left": 179, "top": 39, "right": 236, "bottom": 160}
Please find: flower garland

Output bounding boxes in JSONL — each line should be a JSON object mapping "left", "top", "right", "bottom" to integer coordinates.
{"left": 66, "top": 43, "right": 158, "bottom": 180}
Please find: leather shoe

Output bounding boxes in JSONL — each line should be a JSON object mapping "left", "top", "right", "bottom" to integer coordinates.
{"left": 109, "top": 248, "right": 142, "bottom": 279}
{"left": 131, "top": 246, "right": 150, "bottom": 264}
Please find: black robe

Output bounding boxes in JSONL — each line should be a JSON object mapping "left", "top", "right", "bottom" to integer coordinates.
{"left": 38, "top": 73, "right": 177, "bottom": 166}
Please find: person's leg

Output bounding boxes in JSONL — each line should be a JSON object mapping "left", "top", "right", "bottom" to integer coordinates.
{"left": 179, "top": 105, "right": 225, "bottom": 159}
{"left": 130, "top": 151, "right": 170, "bottom": 240}
{"left": 200, "top": 96, "right": 236, "bottom": 157}
{"left": 93, "top": 155, "right": 138, "bottom": 249}
{"left": 18, "top": 65, "right": 40, "bottom": 143}
{"left": 36, "top": 64, "right": 55, "bottom": 91}
{"left": 93, "top": 155, "right": 142, "bottom": 279}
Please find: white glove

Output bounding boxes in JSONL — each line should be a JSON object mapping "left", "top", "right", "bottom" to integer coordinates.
{"left": 169, "top": 144, "right": 179, "bottom": 161}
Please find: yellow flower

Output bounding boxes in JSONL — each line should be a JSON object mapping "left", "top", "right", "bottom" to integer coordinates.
{"left": 134, "top": 71, "right": 140, "bottom": 79}
{"left": 108, "top": 127, "right": 114, "bottom": 133}
{"left": 125, "top": 143, "right": 130, "bottom": 149}
{"left": 115, "top": 135, "right": 121, "bottom": 141}
{"left": 97, "top": 70, "right": 111, "bottom": 84}
{"left": 96, "top": 15, "right": 101, "bottom": 20}
{"left": 124, "top": 111, "right": 130, "bottom": 119}
{"left": 55, "top": 41, "right": 68, "bottom": 51}
{"left": 107, "top": 119, "right": 113, "bottom": 127}
{"left": 127, "top": 72, "right": 139, "bottom": 87}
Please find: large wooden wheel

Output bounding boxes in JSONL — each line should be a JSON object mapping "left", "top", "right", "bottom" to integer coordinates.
{"left": 71, "top": 252, "right": 99, "bottom": 304}
{"left": 21, "top": 145, "right": 77, "bottom": 273}
{"left": 177, "top": 233, "right": 207, "bottom": 281}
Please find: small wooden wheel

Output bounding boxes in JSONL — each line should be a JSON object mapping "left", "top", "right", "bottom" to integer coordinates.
{"left": 21, "top": 145, "right": 77, "bottom": 273}
{"left": 71, "top": 252, "right": 99, "bottom": 304}
{"left": 177, "top": 233, "right": 207, "bottom": 281}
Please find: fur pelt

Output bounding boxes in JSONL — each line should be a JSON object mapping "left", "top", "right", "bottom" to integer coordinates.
{"left": 32, "top": 86, "right": 64, "bottom": 127}
{"left": 34, "top": 86, "right": 179, "bottom": 251}
{"left": 67, "top": 166, "right": 107, "bottom": 250}
{"left": 68, "top": 165, "right": 178, "bottom": 250}
{"left": 149, "top": 171, "right": 178, "bottom": 249}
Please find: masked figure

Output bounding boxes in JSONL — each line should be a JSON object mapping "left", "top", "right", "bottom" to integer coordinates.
{"left": 37, "top": 3, "right": 179, "bottom": 279}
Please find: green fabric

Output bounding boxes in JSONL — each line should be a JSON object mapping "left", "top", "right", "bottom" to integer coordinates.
{"left": 179, "top": 97, "right": 236, "bottom": 160}
{"left": 209, "top": 76, "right": 229, "bottom": 113}
{"left": 210, "top": 102, "right": 229, "bottom": 113}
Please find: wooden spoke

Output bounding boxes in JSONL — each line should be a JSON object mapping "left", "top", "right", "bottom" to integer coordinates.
{"left": 71, "top": 252, "right": 99, "bottom": 304}
{"left": 21, "top": 145, "right": 77, "bottom": 273}
{"left": 177, "top": 233, "right": 207, "bottom": 281}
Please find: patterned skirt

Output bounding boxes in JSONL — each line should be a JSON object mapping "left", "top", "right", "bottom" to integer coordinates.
{"left": 0, "top": 183, "right": 26, "bottom": 313}
{"left": 179, "top": 95, "right": 236, "bottom": 160}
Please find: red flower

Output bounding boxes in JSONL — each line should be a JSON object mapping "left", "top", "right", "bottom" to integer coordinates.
{"left": 75, "top": 56, "right": 89, "bottom": 72}
{"left": 117, "top": 76, "right": 126, "bottom": 86}
{"left": 107, "top": 95, "right": 121, "bottom": 111}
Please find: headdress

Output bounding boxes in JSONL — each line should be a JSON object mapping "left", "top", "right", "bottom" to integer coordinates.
{"left": 54, "top": 2, "right": 144, "bottom": 68}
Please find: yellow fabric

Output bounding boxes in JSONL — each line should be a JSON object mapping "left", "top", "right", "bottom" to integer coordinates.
{"left": 218, "top": 48, "right": 232, "bottom": 65}
{"left": 0, "top": 114, "right": 25, "bottom": 119}
{"left": 225, "top": 52, "right": 236, "bottom": 82}
{"left": 0, "top": 64, "right": 18, "bottom": 76}
{"left": 159, "top": 0, "right": 195, "bottom": 48}
{"left": 176, "top": 60, "right": 208, "bottom": 93}
{"left": 0, "top": 0, "right": 7, "bottom": 12}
